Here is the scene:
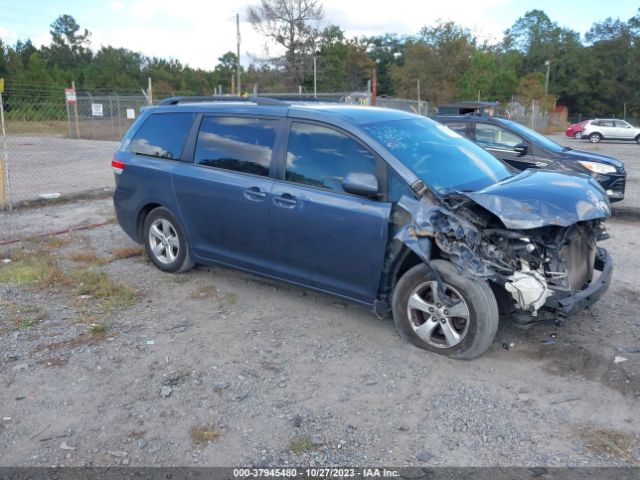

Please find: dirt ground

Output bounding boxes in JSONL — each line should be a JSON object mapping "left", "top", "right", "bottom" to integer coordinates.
{"left": 0, "top": 198, "right": 638, "bottom": 467}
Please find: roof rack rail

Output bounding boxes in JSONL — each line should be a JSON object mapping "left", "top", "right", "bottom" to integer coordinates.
{"left": 158, "top": 95, "right": 287, "bottom": 106}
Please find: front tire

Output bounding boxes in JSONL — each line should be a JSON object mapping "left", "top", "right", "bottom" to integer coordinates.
{"left": 392, "top": 260, "right": 499, "bottom": 360}
{"left": 589, "top": 133, "right": 602, "bottom": 143}
{"left": 143, "top": 207, "right": 194, "bottom": 273}
{"left": 574, "top": 132, "right": 582, "bottom": 139}
{"left": 635, "top": 135, "right": 640, "bottom": 145}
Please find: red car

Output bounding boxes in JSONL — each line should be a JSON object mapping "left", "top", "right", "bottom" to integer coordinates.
{"left": 565, "top": 120, "right": 591, "bottom": 138}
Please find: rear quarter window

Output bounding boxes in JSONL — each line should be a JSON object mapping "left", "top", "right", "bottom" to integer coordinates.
{"left": 129, "top": 112, "right": 196, "bottom": 160}
{"left": 194, "top": 116, "right": 279, "bottom": 177}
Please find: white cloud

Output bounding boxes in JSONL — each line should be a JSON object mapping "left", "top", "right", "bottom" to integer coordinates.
{"left": 92, "top": 0, "right": 516, "bottom": 70}
{"left": 110, "top": 2, "right": 126, "bottom": 11}
{"left": 0, "top": 0, "right": 515, "bottom": 70}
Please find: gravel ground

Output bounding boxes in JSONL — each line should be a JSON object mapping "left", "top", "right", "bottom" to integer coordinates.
{"left": 0, "top": 198, "right": 638, "bottom": 467}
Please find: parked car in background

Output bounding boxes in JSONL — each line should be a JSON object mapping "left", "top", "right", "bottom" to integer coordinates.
{"left": 435, "top": 114, "right": 626, "bottom": 202}
{"left": 113, "top": 97, "right": 614, "bottom": 360}
{"left": 581, "top": 118, "right": 640, "bottom": 144}
{"left": 565, "top": 120, "right": 591, "bottom": 139}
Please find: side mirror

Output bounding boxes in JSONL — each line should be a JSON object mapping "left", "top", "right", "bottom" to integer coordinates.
{"left": 342, "top": 172, "right": 379, "bottom": 197}
{"left": 514, "top": 143, "right": 528, "bottom": 156}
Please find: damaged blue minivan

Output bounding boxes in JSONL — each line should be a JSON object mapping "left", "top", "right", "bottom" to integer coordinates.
{"left": 113, "top": 97, "right": 613, "bottom": 359}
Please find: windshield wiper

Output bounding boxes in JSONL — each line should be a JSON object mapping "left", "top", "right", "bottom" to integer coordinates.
{"left": 562, "top": 146, "right": 572, "bottom": 152}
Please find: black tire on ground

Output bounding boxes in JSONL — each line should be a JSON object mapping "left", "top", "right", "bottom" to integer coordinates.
{"left": 589, "top": 133, "right": 602, "bottom": 143}
{"left": 143, "top": 207, "right": 195, "bottom": 273}
{"left": 392, "top": 260, "right": 499, "bottom": 360}
{"left": 635, "top": 135, "right": 640, "bottom": 145}
{"left": 574, "top": 132, "right": 582, "bottom": 139}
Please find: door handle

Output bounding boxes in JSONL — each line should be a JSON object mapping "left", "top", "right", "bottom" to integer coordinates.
{"left": 243, "top": 186, "right": 267, "bottom": 201}
{"left": 273, "top": 193, "right": 297, "bottom": 208}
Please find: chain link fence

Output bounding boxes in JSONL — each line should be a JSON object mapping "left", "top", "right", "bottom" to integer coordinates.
{"left": 0, "top": 84, "right": 431, "bottom": 219}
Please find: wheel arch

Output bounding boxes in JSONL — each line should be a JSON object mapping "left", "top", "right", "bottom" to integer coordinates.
{"left": 379, "top": 238, "right": 446, "bottom": 300}
{"left": 136, "top": 203, "right": 162, "bottom": 243}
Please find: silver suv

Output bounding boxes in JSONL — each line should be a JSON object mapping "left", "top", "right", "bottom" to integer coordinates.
{"left": 582, "top": 118, "right": 640, "bottom": 144}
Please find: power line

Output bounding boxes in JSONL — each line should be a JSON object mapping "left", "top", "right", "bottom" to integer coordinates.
{"left": 0, "top": 15, "right": 49, "bottom": 29}
{"left": 0, "top": 4, "right": 55, "bottom": 20}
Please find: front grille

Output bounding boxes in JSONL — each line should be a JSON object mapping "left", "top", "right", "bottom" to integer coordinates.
{"left": 561, "top": 234, "right": 596, "bottom": 290}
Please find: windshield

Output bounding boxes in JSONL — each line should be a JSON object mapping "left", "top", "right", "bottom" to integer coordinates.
{"left": 363, "top": 118, "right": 512, "bottom": 194}
{"left": 504, "top": 119, "right": 567, "bottom": 153}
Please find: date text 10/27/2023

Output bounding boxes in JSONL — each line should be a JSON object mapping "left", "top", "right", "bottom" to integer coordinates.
{"left": 232, "top": 468, "right": 401, "bottom": 478}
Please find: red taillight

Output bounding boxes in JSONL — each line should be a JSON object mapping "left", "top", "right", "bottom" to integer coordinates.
{"left": 112, "top": 159, "right": 125, "bottom": 174}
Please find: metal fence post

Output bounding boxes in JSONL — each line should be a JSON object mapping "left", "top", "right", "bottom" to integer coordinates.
{"left": 87, "top": 91, "right": 95, "bottom": 140}
{"left": 66, "top": 101, "right": 72, "bottom": 138}
{"left": 109, "top": 95, "right": 115, "bottom": 139}
{"left": 116, "top": 93, "right": 122, "bottom": 138}
{"left": 72, "top": 81, "right": 80, "bottom": 138}
{"left": 0, "top": 92, "right": 13, "bottom": 210}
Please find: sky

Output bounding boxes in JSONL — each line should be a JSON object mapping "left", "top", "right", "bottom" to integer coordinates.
{"left": 0, "top": 0, "right": 638, "bottom": 70}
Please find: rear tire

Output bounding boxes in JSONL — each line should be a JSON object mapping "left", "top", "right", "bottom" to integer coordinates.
{"left": 143, "top": 207, "right": 194, "bottom": 273}
{"left": 635, "top": 135, "right": 640, "bottom": 145}
{"left": 392, "top": 260, "right": 499, "bottom": 360}
{"left": 589, "top": 133, "right": 602, "bottom": 143}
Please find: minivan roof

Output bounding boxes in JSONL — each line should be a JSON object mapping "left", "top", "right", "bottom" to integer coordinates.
{"left": 149, "top": 100, "right": 418, "bottom": 126}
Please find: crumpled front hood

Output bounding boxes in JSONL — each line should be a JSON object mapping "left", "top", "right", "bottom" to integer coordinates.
{"left": 465, "top": 170, "right": 611, "bottom": 229}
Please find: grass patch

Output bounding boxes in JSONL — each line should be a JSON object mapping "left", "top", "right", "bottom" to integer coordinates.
{"left": 289, "top": 435, "right": 316, "bottom": 454}
{"left": 69, "top": 249, "right": 108, "bottom": 265}
{"left": 1, "top": 302, "right": 47, "bottom": 328}
{"left": 190, "top": 423, "right": 222, "bottom": 445}
{"left": 169, "top": 274, "right": 189, "bottom": 284}
{"left": 0, "top": 250, "right": 67, "bottom": 286}
{"left": 223, "top": 292, "right": 238, "bottom": 305}
{"left": 89, "top": 323, "right": 108, "bottom": 336}
{"left": 72, "top": 269, "right": 138, "bottom": 311}
{"left": 189, "top": 283, "right": 219, "bottom": 300}
{"left": 6, "top": 120, "right": 68, "bottom": 135}
{"left": 111, "top": 246, "right": 143, "bottom": 260}
{"left": 577, "top": 425, "right": 637, "bottom": 459}
{"left": 42, "top": 235, "right": 72, "bottom": 249}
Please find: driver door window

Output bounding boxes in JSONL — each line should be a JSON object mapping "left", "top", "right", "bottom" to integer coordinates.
{"left": 475, "top": 124, "right": 523, "bottom": 150}
{"left": 285, "top": 122, "right": 378, "bottom": 194}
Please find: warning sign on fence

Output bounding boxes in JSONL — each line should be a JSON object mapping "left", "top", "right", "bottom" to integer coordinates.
{"left": 91, "top": 103, "right": 104, "bottom": 117}
{"left": 65, "top": 88, "right": 76, "bottom": 104}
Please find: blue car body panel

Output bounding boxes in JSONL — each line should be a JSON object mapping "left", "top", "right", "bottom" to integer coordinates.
{"left": 172, "top": 164, "right": 275, "bottom": 274}
{"left": 269, "top": 180, "right": 391, "bottom": 303}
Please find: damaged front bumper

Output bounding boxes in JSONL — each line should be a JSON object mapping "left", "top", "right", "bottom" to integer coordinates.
{"left": 544, "top": 247, "right": 613, "bottom": 317}
{"left": 392, "top": 170, "right": 614, "bottom": 319}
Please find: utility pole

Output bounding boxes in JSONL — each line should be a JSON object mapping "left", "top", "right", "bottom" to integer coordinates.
{"left": 544, "top": 60, "right": 551, "bottom": 96}
{"left": 417, "top": 79, "right": 421, "bottom": 115}
{"left": 371, "top": 68, "right": 377, "bottom": 106}
{"left": 236, "top": 13, "right": 241, "bottom": 96}
{"left": 313, "top": 56, "right": 317, "bottom": 99}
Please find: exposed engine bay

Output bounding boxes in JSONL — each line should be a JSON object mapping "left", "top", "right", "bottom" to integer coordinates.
{"left": 394, "top": 173, "right": 611, "bottom": 317}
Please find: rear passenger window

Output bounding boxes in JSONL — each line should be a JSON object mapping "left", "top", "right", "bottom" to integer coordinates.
{"left": 130, "top": 113, "right": 195, "bottom": 159}
{"left": 475, "top": 123, "right": 522, "bottom": 149}
{"left": 194, "top": 117, "right": 278, "bottom": 177}
{"left": 286, "top": 122, "right": 377, "bottom": 193}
